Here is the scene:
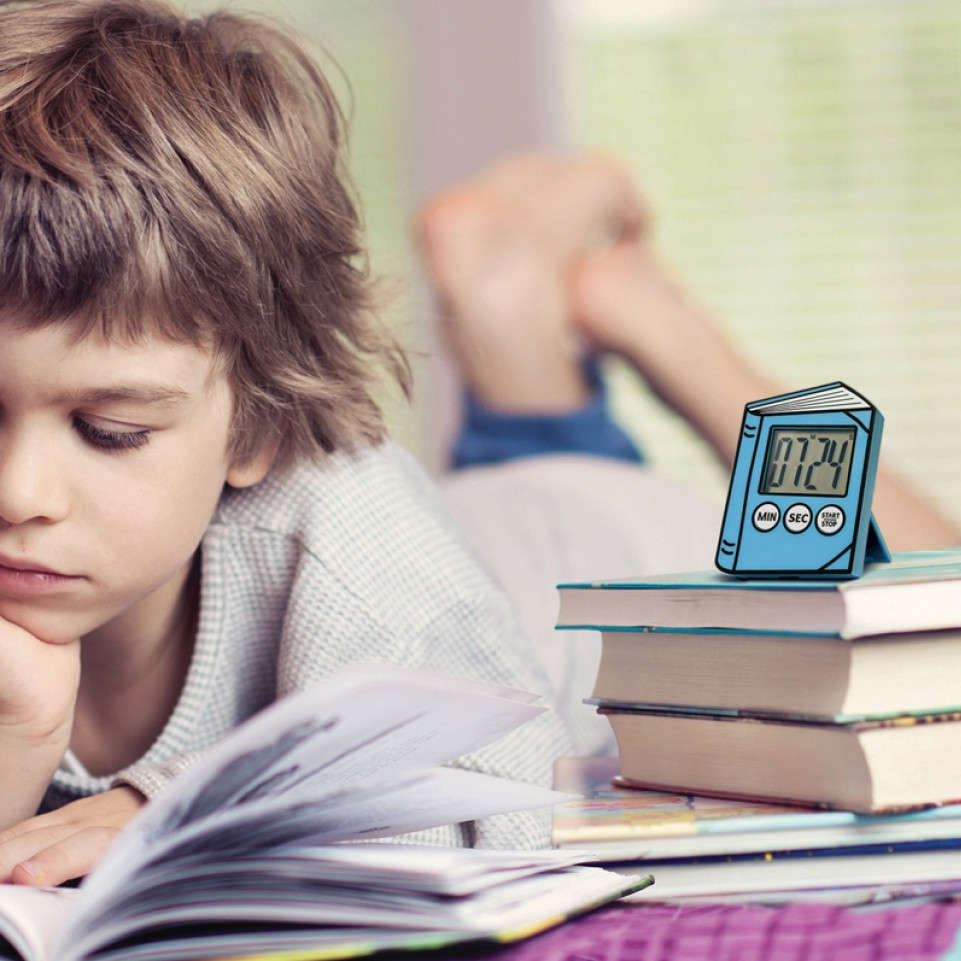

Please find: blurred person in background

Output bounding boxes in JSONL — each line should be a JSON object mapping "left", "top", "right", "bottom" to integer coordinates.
{"left": 419, "top": 154, "right": 961, "bottom": 752}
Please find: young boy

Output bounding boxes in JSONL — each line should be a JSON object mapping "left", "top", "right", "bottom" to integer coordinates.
{"left": 0, "top": 0, "right": 572, "bottom": 886}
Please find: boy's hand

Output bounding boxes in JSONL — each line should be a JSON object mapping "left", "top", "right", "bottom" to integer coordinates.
{"left": 0, "top": 616, "right": 82, "bottom": 828}
{"left": 0, "top": 619, "right": 145, "bottom": 884}
{"left": 0, "top": 615, "right": 80, "bottom": 735}
{"left": 0, "top": 787, "right": 146, "bottom": 886}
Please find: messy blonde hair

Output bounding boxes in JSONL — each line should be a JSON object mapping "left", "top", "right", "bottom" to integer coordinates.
{"left": 0, "top": 0, "right": 410, "bottom": 468}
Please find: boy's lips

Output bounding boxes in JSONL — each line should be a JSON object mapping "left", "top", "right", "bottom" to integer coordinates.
{"left": 0, "top": 552, "right": 65, "bottom": 575}
{"left": 0, "top": 552, "right": 82, "bottom": 592}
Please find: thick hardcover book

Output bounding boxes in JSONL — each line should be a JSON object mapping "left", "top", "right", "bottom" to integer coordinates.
{"left": 600, "top": 707, "right": 961, "bottom": 813}
{"left": 556, "top": 551, "right": 961, "bottom": 637}
{"left": 587, "top": 627, "right": 961, "bottom": 720}
{"left": 0, "top": 666, "right": 648, "bottom": 961}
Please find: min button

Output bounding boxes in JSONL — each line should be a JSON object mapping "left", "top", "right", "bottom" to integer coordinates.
{"left": 752, "top": 502, "right": 780, "bottom": 532}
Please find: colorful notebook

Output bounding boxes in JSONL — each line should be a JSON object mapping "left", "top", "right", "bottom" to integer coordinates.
{"left": 553, "top": 756, "right": 961, "bottom": 860}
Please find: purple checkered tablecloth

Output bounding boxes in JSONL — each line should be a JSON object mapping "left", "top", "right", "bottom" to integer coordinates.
{"left": 474, "top": 902, "right": 961, "bottom": 961}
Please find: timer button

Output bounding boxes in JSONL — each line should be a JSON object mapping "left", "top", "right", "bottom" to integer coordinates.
{"left": 784, "top": 504, "right": 812, "bottom": 533}
{"left": 816, "top": 505, "right": 845, "bottom": 535}
{"left": 752, "top": 502, "right": 780, "bottom": 532}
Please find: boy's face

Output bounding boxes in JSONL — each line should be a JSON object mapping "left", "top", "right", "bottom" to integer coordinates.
{"left": 0, "top": 318, "right": 273, "bottom": 646}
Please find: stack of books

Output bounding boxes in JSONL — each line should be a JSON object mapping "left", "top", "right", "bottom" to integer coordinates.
{"left": 552, "top": 755, "right": 961, "bottom": 902}
{"left": 554, "top": 551, "right": 961, "bottom": 899}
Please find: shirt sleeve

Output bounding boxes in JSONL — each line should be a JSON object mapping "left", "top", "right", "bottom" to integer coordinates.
{"left": 113, "top": 751, "right": 205, "bottom": 800}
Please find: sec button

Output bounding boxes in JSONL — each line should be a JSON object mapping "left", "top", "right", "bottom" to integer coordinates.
{"left": 784, "top": 504, "right": 812, "bottom": 533}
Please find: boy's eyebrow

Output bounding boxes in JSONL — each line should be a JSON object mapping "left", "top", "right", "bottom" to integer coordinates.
{"left": 55, "top": 385, "right": 194, "bottom": 406}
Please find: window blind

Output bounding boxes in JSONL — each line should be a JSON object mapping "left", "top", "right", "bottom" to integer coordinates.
{"left": 558, "top": 0, "right": 961, "bottom": 520}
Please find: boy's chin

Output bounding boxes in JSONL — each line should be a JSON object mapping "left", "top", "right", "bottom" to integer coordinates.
{"left": 0, "top": 602, "right": 86, "bottom": 646}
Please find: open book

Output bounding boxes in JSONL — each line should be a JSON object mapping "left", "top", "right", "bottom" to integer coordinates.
{"left": 0, "top": 665, "right": 649, "bottom": 961}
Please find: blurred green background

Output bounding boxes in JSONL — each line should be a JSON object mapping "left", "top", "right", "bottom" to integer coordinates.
{"left": 185, "top": 0, "right": 961, "bottom": 522}
{"left": 561, "top": 0, "right": 961, "bottom": 513}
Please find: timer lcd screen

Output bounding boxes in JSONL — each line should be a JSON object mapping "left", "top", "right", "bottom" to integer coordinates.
{"left": 760, "top": 427, "right": 856, "bottom": 497}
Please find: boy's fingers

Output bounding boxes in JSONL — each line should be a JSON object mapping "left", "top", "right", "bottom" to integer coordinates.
{"left": 0, "top": 823, "right": 77, "bottom": 881}
{"left": 0, "top": 788, "right": 146, "bottom": 883}
{"left": 9, "top": 827, "right": 120, "bottom": 887}
{"left": 0, "top": 804, "right": 76, "bottom": 844}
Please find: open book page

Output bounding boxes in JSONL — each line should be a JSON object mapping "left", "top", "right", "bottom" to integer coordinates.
{"left": 0, "top": 886, "right": 78, "bottom": 961}
{"left": 339, "top": 663, "right": 543, "bottom": 705}
{"left": 98, "top": 865, "right": 641, "bottom": 933}
{"left": 61, "top": 666, "right": 549, "bottom": 950}
{"left": 99, "top": 767, "right": 566, "bottom": 890}
{"left": 247, "top": 844, "right": 591, "bottom": 896}
{"left": 71, "top": 863, "right": 648, "bottom": 961}
{"left": 113, "top": 846, "right": 591, "bottom": 906}
{"left": 69, "top": 848, "right": 605, "bottom": 960}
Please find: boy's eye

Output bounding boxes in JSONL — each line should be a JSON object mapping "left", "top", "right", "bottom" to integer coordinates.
{"left": 73, "top": 417, "right": 151, "bottom": 452}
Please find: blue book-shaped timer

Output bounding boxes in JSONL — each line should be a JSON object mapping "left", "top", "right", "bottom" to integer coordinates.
{"left": 716, "top": 383, "right": 890, "bottom": 579}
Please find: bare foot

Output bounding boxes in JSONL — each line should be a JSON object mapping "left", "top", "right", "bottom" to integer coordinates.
{"left": 477, "top": 153, "right": 646, "bottom": 264}
{"left": 417, "top": 155, "right": 646, "bottom": 413}
{"left": 569, "top": 239, "right": 702, "bottom": 370}
{"left": 570, "top": 238, "right": 776, "bottom": 463}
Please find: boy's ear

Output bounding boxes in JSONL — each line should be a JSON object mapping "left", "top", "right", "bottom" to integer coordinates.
{"left": 225, "top": 436, "right": 281, "bottom": 489}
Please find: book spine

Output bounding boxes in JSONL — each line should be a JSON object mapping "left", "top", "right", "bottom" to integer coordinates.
{"left": 716, "top": 409, "right": 761, "bottom": 572}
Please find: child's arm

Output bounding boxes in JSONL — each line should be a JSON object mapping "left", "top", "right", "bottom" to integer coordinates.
{"left": 619, "top": 302, "right": 961, "bottom": 551}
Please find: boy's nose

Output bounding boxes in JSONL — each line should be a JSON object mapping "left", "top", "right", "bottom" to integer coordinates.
{"left": 0, "top": 432, "right": 70, "bottom": 526}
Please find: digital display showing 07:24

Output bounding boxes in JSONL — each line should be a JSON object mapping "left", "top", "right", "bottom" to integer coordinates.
{"left": 760, "top": 427, "right": 856, "bottom": 497}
